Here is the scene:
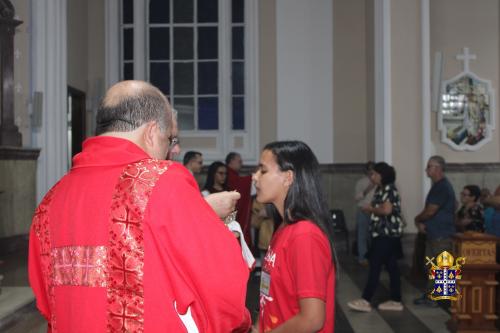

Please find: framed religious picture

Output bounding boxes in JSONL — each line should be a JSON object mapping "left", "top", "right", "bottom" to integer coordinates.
{"left": 438, "top": 48, "right": 495, "bottom": 151}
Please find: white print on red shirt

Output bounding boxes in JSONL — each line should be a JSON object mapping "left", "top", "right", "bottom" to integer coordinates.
{"left": 260, "top": 248, "right": 276, "bottom": 317}
{"left": 263, "top": 248, "right": 276, "bottom": 270}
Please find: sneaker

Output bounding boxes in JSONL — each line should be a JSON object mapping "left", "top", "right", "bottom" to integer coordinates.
{"left": 377, "top": 300, "right": 403, "bottom": 311}
{"left": 347, "top": 298, "right": 372, "bottom": 312}
{"left": 413, "top": 295, "right": 438, "bottom": 307}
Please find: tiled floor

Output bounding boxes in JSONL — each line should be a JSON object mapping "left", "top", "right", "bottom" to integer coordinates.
{"left": 0, "top": 233, "right": 452, "bottom": 332}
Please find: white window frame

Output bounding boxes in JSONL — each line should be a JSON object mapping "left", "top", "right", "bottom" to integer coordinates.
{"left": 105, "top": 0, "right": 259, "bottom": 164}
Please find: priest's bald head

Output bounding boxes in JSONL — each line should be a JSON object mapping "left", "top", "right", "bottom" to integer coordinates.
{"left": 96, "top": 80, "right": 175, "bottom": 160}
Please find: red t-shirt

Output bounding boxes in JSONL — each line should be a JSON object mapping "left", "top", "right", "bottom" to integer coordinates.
{"left": 259, "top": 220, "right": 335, "bottom": 333}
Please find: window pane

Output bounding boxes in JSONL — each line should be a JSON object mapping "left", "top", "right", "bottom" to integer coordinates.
{"left": 198, "top": 27, "right": 218, "bottom": 60}
{"left": 124, "top": 63, "right": 134, "bottom": 80}
{"left": 174, "top": 0, "right": 193, "bottom": 23}
{"left": 123, "top": 28, "right": 133, "bottom": 61}
{"left": 232, "top": 0, "right": 244, "bottom": 23}
{"left": 232, "top": 62, "right": 244, "bottom": 95}
{"left": 232, "top": 27, "right": 244, "bottom": 60}
{"left": 174, "top": 28, "right": 194, "bottom": 60}
{"left": 174, "top": 62, "right": 194, "bottom": 95}
{"left": 149, "top": 0, "right": 170, "bottom": 23}
{"left": 198, "top": 62, "right": 218, "bottom": 95}
{"left": 232, "top": 97, "right": 244, "bottom": 130}
{"left": 122, "top": 0, "right": 133, "bottom": 24}
{"left": 198, "top": 97, "right": 218, "bottom": 130}
{"left": 149, "top": 28, "right": 169, "bottom": 60}
{"left": 197, "top": 0, "right": 218, "bottom": 23}
{"left": 150, "top": 62, "right": 170, "bottom": 96}
{"left": 174, "top": 97, "right": 195, "bottom": 130}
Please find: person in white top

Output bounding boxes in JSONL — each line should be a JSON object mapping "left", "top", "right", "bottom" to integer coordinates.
{"left": 354, "top": 161, "right": 376, "bottom": 265}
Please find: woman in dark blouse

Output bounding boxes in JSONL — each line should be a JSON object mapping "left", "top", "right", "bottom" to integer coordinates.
{"left": 348, "top": 162, "right": 404, "bottom": 312}
{"left": 456, "top": 185, "right": 484, "bottom": 232}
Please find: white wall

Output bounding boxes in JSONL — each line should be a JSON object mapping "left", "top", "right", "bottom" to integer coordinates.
{"left": 276, "top": 0, "right": 334, "bottom": 163}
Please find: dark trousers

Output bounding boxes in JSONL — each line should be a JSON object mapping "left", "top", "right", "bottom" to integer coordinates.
{"left": 362, "top": 236, "right": 402, "bottom": 302}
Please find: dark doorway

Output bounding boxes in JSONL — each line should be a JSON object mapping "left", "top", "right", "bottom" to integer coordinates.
{"left": 67, "top": 86, "right": 86, "bottom": 163}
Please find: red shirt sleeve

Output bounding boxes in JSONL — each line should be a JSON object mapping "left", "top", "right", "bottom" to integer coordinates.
{"left": 286, "top": 231, "right": 332, "bottom": 301}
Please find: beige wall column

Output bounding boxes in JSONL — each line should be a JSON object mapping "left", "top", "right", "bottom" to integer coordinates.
{"left": 333, "top": 0, "right": 369, "bottom": 163}
{"left": 87, "top": 0, "right": 105, "bottom": 136}
{"left": 421, "top": 0, "right": 432, "bottom": 204}
{"left": 32, "top": 0, "right": 68, "bottom": 202}
{"left": 67, "top": 0, "right": 88, "bottom": 92}
{"left": 390, "top": 0, "right": 422, "bottom": 233}
{"left": 374, "top": 0, "right": 392, "bottom": 163}
{"left": 258, "top": 0, "right": 277, "bottom": 149}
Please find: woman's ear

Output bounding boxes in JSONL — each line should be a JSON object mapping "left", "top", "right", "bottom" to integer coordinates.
{"left": 283, "top": 170, "right": 294, "bottom": 187}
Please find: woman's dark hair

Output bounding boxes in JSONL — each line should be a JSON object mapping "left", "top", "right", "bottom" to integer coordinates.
{"left": 373, "top": 162, "right": 396, "bottom": 186}
{"left": 464, "top": 185, "right": 481, "bottom": 202}
{"left": 203, "top": 161, "right": 228, "bottom": 194}
{"left": 365, "top": 161, "right": 375, "bottom": 174}
{"left": 263, "top": 141, "right": 336, "bottom": 264}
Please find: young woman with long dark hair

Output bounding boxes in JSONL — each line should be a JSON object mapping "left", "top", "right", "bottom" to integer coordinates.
{"left": 201, "top": 161, "right": 228, "bottom": 196}
{"left": 252, "top": 141, "right": 336, "bottom": 333}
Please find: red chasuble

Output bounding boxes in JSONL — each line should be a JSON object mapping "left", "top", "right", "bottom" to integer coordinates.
{"left": 29, "top": 136, "right": 251, "bottom": 333}
{"left": 226, "top": 167, "right": 253, "bottom": 247}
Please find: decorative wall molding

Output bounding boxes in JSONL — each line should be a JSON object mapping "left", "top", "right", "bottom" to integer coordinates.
{"left": 234, "top": 162, "right": 500, "bottom": 176}
{"left": 446, "top": 163, "right": 500, "bottom": 173}
{"left": 0, "top": 146, "right": 39, "bottom": 160}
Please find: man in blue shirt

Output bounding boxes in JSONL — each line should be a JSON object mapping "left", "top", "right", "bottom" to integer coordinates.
{"left": 414, "top": 155, "right": 456, "bottom": 306}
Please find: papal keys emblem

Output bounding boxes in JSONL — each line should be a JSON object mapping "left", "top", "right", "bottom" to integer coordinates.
{"left": 426, "top": 251, "right": 466, "bottom": 301}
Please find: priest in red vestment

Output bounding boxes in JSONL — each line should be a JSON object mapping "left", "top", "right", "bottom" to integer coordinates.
{"left": 29, "top": 81, "right": 251, "bottom": 333}
{"left": 225, "top": 152, "right": 253, "bottom": 248}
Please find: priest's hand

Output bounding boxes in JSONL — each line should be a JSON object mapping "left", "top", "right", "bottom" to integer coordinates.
{"left": 205, "top": 191, "right": 241, "bottom": 218}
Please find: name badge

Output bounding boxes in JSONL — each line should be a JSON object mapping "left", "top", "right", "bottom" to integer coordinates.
{"left": 260, "top": 271, "right": 271, "bottom": 296}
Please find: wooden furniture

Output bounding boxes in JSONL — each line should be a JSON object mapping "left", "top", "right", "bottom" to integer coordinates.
{"left": 448, "top": 232, "right": 500, "bottom": 333}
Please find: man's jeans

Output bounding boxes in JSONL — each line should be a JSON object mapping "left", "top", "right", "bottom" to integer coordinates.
{"left": 356, "top": 209, "right": 371, "bottom": 262}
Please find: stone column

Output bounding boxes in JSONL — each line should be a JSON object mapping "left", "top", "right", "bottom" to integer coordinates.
{"left": 0, "top": 0, "right": 22, "bottom": 146}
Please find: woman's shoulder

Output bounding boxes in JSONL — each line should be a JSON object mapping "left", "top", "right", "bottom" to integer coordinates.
{"left": 281, "top": 221, "right": 331, "bottom": 254}
{"left": 287, "top": 220, "right": 328, "bottom": 239}
{"left": 382, "top": 183, "right": 398, "bottom": 191}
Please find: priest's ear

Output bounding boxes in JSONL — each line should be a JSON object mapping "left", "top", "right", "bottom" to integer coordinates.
{"left": 142, "top": 121, "right": 164, "bottom": 155}
{"left": 142, "top": 121, "right": 157, "bottom": 146}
